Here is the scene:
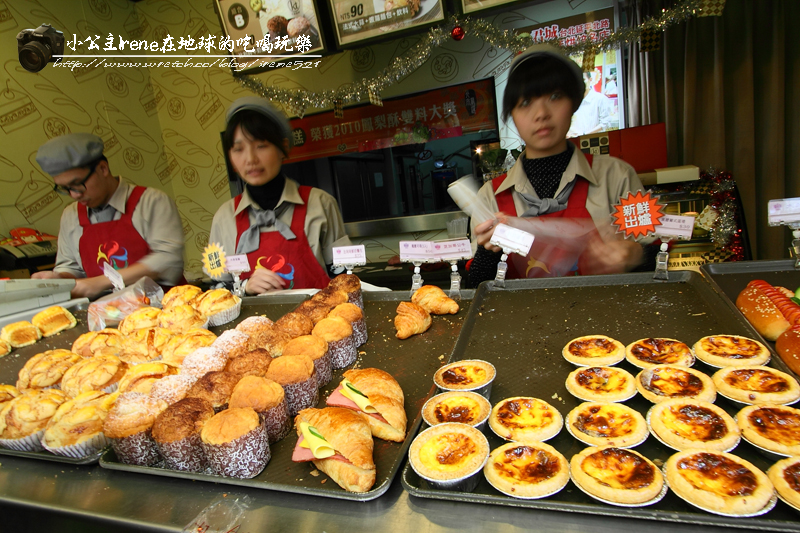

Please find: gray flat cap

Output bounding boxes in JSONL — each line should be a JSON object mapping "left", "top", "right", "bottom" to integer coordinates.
{"left": 36, "top": 132, "right": 104, "bottom": 176}
{"left": 510, "top": 43, "right": 584, "bottom": 91}
{"left": 226, "top": 96, "right": 293, "bottom": 150}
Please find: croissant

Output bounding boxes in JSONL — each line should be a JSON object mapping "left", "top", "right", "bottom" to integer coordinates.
{"left": 411, "top": 285, "right": 459, "bottom": 315}
{"left": 394, "top": 301, "right": 431, "bottom": 339}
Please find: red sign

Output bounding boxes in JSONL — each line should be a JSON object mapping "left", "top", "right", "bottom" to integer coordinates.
{"left": 611, "top": 191, "right": 664, "bottom": 239}
{"left": 286, "top": 79, "right": 497, "bottom": 163}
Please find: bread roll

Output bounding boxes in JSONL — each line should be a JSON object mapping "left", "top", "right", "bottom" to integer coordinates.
{"left": 736, "top": 281, "right": 800, "bottom": 341}
{"left": 776, "top": 325, "right": 800, "bottom": 375}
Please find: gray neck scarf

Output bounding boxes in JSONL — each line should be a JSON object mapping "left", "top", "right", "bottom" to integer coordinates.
{"left": 517, "top": 178, "right": 577, "bottom": 217}
{"left": 90, "top": 204, "right": 117, "bottom": 223}
{"left": 236, "top": 204, "right": 296, "bottom": 254}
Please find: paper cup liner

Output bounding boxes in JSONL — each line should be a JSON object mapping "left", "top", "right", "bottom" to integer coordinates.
{"left": 202, "top": 423, "right": 270, "bottom": 479}
{"left": 284, "top": 376, "right": 319, "bottom": 417}
{"left": 155, "top": 433, "right": 206, "bottom": 472}
{"left": 206, "top": 298, "right": 242, "bottom": 327}
{"left": 0, "top": 429, "right": 46, "bottom": 452}
{"left": 260, "top": 401, "right": 291, "bottom": 443}
{"left": 42, "top": 432, "right": 109, "bottom": 459}
{"left": 111, "top": 430, "right": 161, "bottom": 466}
{"left": 103, "top": 382, "right": 120, "bottom": 394}
{"left": 329, "top": 336, "right": 357, "bottom": 369}
{"left": 312, "top": 351, "right": 333, "bottom": 388}
{"left": 353, "top": 318, "right": 368, "bottom": 347}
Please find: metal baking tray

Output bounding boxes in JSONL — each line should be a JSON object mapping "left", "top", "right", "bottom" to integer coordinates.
{"left": 0, "top": 295, "right": 306, "bottom": 465}
{"left": 401, "top": 272, "right": 799, "bottom": 530}
{"left": 100, "top": 290, "right": 473, "bottom": 501}
{"left": 700, "top": 259, "right": 800, "bottom": 309}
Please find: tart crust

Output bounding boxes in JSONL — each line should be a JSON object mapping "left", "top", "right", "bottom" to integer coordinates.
{"left": 767, "top": 456, "right": 800, "bottom": 510}
{"left": 693, "top": 335, "right": 770, "bottom": 368}
{"left": 489, "top": 397, "right": 563, "bottom": 444}
{"left": 562, "top": 335, "right": 625, "bottom": 366}
{"left": 422, "top": 391, "right": 491, "bottom": 427}
{"left": 484, "top": 441, "right": 569, "bottom": 499}
{"left": 433, "top": 360, "right": 495, "bottom": 392}
{"left": 565, "top": 366, "right": 636, "bottom": 403}
{"left": 408, "top": 422, "right": 489, "bottom": 481}
{"left": 737, "top": 404, "right": 800, "bottom": 456}
{"left": 636, "top": 365, "right": 716, "bottom": 403}
{"left": 625, "top": 338, "right": 694, "bottom": 369}
{"left": 566, "top": 402, "right": 648, "bottom": 447}
{"left": 649, "top": 399, "right": 740, "bottom": 452}
{"left": 570, "top": 446, "right": 664, "bottom": 504}
{"left": 665, "top": 450, "right": 774, "bottom": 515}
{"left": 713, "top": 366, "right": 800, "bottom": 405}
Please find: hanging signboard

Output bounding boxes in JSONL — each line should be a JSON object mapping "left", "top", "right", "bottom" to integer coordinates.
{"left": 327, "top": 0, "right": 446, "bottom": 46}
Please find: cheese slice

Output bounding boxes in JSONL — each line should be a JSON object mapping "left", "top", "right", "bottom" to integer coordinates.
{"left": 339, "top": 379, "right": 378, "bottom": 414}
{"left": 298, "top": 422, "right": 335, "bottom": 459}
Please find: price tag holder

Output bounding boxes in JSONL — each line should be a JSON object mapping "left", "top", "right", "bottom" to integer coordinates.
{"left": 103, "top": 262, "right": 125, "bottom": 292}
{"left": 489, "top": 224, "right": 534, "bottom": 256}
{"left": 225, "top": 254, "right": 251, "bottom": 273}
{"left": 332, "top": 245, "right": 367, "bottom": 266}
{"left": 769, "top": 198, "right": 800, "bottom": 226}
{"left": 399, "top": 241, "right": 435, "bottom": 263}
{"left": 432, "top": 239, "right": 472, "bottom": 261}
{"left": 654, "top": 214, "right": 695, "bottom": 240}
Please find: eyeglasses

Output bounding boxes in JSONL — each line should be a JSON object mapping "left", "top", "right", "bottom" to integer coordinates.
{"left": 53, "top": 163, "right": 97, "bottom": 196}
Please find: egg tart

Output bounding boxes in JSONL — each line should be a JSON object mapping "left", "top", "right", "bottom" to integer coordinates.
{"left": 422, "top": 391, "right": 491, "bottom": 429}
{"left": 768, "top": 456, "right": 800, "bottom": 510}
{"left": 570, "top": 446, "right": 664, "bottom": 505}
{"left": 625, "top": 338, "right": 694, "bottom": 369}
{"left": 562, "top": 335, "right": 625, "bottom": 366}
{"left": 489, "top": 397, "right": 563, "bottom": 443}
{"left": 636, "top": 365, "right": 716, "bottom": 403}
{"left": 693, "top": 335, "right": 770, "bottom": 367}
{"left": 713, "top": 366, "right": 800, "bottom": 406}
{"left": 648, "top": 399, "right": 740, "bottom": 452}
{"left": 565, "top": 366, "right": 636, "bottom": 402}
{"left": 408, "top": 422, "right": 489, "bottom": 491}
{"left": 434, "top": 359, "right": 496, "bottom": 398}
{"left": 566, "top": 402, "right": 648, "bottom": 447}
{"left": 737, "top": 404, "right": 800, "bottom": 456}
{"left": 484, "top": 441, "right": 569, "bottom": 499}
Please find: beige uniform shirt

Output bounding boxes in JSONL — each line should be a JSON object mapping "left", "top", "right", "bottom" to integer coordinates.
{"left": 54, "top": 178, "right": 185, "bottom": 284}
{"left": 209, "top": 178, "right": 350, "bottom": 280}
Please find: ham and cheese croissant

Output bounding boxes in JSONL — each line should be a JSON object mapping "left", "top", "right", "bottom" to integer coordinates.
{"left": 411, "top": 285, "right": 459, "bottom": 315}
{"left": 326, "top": 368, "right": 407, "bottom": 442}
{"left": 292, "top": 407, "right": 376, "bottom": 492}
{"left": 394, "top": 301, "right": 431, "bottom": 339}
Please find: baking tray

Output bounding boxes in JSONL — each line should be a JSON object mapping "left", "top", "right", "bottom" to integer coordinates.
{"left": 100, "top": 290, "right": 473, "bottom": 501}
{"left": 401, "top": 272, "right": 800, "bottom": 530}
{"left": 0, "top": 295, "right": 307, "bottom": 465}
{"left": 700, "top": 259, "right": 800, "bottom": 308}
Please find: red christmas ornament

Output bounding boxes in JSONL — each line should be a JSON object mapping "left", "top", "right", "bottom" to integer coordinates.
{"left": 451, "top": 26, "right": 465, "bottom": 41}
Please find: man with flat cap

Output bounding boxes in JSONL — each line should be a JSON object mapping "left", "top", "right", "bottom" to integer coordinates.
{"left": 32, "top": 132, "right": 184, "bottom": 299}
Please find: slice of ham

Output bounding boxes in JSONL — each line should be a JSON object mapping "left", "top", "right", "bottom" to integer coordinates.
{"left": 326, "top": 384, "right": 390, "bottom": 425}
{"left": 291, "top": 434, "right": 349, "bottom": 463}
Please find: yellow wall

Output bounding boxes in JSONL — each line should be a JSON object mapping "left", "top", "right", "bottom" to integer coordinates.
{"left": 0, "top": 0, "right": 610, "bottom": 276}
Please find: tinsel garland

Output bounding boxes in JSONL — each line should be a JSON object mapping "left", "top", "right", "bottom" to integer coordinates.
{"left": 702, "top": 169, "right": 744, "bottom": 261}
{"left": 238, "top": 0, "right": 707, "bottom": 113}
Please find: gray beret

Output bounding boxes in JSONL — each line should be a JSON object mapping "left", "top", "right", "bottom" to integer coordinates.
{"left": 36, "top": 132, "right": 104, "bottom": 176}
{"left": 510, "top": 43, "right": 584, "bottom": 92}
{"left": 225, "top": 96, "right": 293, "bottom": 150}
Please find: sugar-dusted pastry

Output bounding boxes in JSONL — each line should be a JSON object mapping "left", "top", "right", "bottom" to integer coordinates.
{"left": 148, "top": 374, "right": 197, "bottom": 405}
{"left": 16, "top": 349, "right": 81, "bottom": 390}
{"left": 283, "top": 334, "right": 331, "bottom": 386}
{"left": 562, "top": 335, "right": 625, "bottom": 366}
{"left": 265, "top": 354, "right": 318, "bottom": 416}
{"left": 236, "top": 315, "right": 275, "bottom": 348}
{"left": 326, "top": 368, "right": 406, "bottom": 442}
{"left": 123, "top": 327, "right": 173, "bottom": 365}
{"left": 118, "top": 362, "right": 176, "bottom": 394}
{"left": 693, "top": 334, "right": 770, "bottom": 367}
{"left": 118, "top": 307, "right": 162, "bottom": 335}
{"left": 489, "top": 397, "right": 563, "bottom": 444}
{"left": 328, "top": 273, "right": 363, "bottom": 309}
{"left": 160, "top": 328, "right": 217, "bottom": 367}
{"left": 61, "top": 354, "right": 127, "bottom": 397}
{"left": 225, "top": 348, "right": 271, "bottom": 378}
{"left": 1, "top": 320, "right": 41, "bottom": 348}
{"left": 329, "top": 303, "right": 367, "bottom": 347}
{"left": 408, "top": 422, "right": 488, "bottom": 492}
{"left": 0, "top": 338, "right": 11, "bottom": 357}
{"left": 737, "top": 404, "right": 800, "bottom": 456}
{"left": 180, "top": 346, "right": 227, "bottom": 379}
{"left": 0, "top": 388, "right": 70, "bottom": 450}
{"left": 571, "top": 446, "right": 664, "bottom": 505}
{"left": 484, "top": 441, "right": 569, "bottom": 499}
{"left": 193, "top": 289, "right": 241, "bottom": 326}
{"left": 625, "top": 338, "right": 694, "bottom": 369}
{"left": 161, "top": 285, "right": 203, "bottom": 309}
{"left": 665, "top": 450, "right": 774, "bottom": 515}
{"left": 566, "top": 402, "right": 648, "bottom": 447}
{"left": 636, "top": 365, "right": 716, "bottom": 403}
{"left": 274, "top": 312, "right": 313, "bottom": 339}
{"left": 312, "top": 316, "right": 356, "bottom": 369}
{"left": 649, "top": 398, "right": 740, "bottom": 452}
{"left": 41, "top": 391, "right": 116, "bottom": 457}
{"left": 152, "top": 397, "right": 214, "bottom": 472}
{"left": 768, "top": 456, "right": 800, "bottom": 510}
{"left": 158, "top": 304, "right": 206, "bottom": 334}
{"left": 32, "top": 306, "right": 77, "bottom": 337}
{"left": 201, "top": 407, "right": 270, "bottom": 479}
{"left": 565, "top": 366, "right": 636, "bottom": 402}
{"left": 394, "top": 301, "right": 431, "bottom": 340}
{"left": 713, "top": 366, "right": 800, "bottom": 405}
{"left": 212, "top": 329, "right": 251, "bottom": 359}
{"left": 103, "top": 391, "right": 168, "bottom": 466}
{"left": 293, "top": 407, "right": 375, "bottom": 492}
{"left": 411, "top": 285, "right": 459, "bottom": 315}
{"left": 229, "top": 376, "right": 290, "bottom": 443}
{"left": 185, "top": 371, "right": 242, "bottom": 412}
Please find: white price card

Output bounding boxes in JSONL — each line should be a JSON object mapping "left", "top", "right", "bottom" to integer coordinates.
{"left": 225, "top": 254, "right": 251, "bottom": 273}
{"left": 654, "top": 214, "right": 695, "bottom": 240}
{"left": 399, "top": 241, "right": 435, "bottom": 262}
{"left": 768, "top": 198, "right": 800, "bottom": 226}
{"left": 489, "top": 224, "right": 535, "bottom": 256}
{"left": 332, "top": 245, "right": 367, "bottom": 266}
{"left": 103, "top": 261, "right": 125, "bottom": 291}
{"left": 432, "top": 239, "right": 473, "bottom": 261}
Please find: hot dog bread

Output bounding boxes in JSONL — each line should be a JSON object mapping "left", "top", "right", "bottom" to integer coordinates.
{"left": 776, "top": 325, "right": 800, "bottom": 375}
{"left": 736, "top": 280, "right": 800, "bottom": 341}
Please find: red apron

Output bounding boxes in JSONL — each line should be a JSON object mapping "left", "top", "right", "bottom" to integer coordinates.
{"left": 77, "top": 186, "right": 151, "bottom": 277}
{"left": 234, "top": 185, "right": 330, "bottom": 290}
{"left": 492, "top": 154, "right": 599, "bottom": 278}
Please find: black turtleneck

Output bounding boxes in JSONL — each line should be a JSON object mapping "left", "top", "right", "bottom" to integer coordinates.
{"left": 246, "top": 174, "right": 286, "bottom": 211}
{"left": 521, "top": 142, "right": 573, "bottom": 199}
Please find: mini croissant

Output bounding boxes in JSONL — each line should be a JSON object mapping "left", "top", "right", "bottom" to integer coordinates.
{"left": 411, "top": 285, "right": 459, "bottom": 315}
{"left": 394, "top": 301, "right": 431, "bottom": 340}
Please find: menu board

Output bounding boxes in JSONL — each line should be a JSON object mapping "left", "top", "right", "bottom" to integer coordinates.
{"left": 328, "top": 0, "right": 445, "bottom": 46}
{"left": 460, "top": 0, "right": 520, "bottom": 14}
{"left": 214, "top": 0, "right": 325, "bottom": 71}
